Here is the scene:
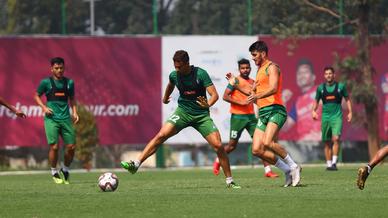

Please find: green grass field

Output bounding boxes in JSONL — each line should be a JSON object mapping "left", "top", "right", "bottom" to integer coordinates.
{"left": 0, "top": 165, "right": 387, "bottom": 218}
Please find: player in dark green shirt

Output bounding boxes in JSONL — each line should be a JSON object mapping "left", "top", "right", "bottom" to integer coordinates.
{"left": 34, "top": 57, "right": 79, "bottom": 184}
{"left": 121, "top": 50, "right": 240, "bottom": 188}
{"left": 312, "top": 66, "right": 352, "bottom": 171}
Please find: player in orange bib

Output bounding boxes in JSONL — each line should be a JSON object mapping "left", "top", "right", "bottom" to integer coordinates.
{"left": 212, "top": 58, "right": 278, "bottom": 178}
{"left": 229, "top": 41, "right": 301, "bottom": 187}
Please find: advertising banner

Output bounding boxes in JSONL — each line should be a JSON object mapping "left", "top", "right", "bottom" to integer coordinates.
{"left": 0, "top": 37, "right": 161, "bottom": 146}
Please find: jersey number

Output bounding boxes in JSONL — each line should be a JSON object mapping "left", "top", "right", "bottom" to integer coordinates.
{"left": 168, "top": 114, "right": 180, "bottom": 123}
{"left": 231, "top": 130, "right": 238, "bottom": 139}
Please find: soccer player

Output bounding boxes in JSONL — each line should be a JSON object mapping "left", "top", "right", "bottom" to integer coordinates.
{"left": 357, "top": 145, "right": 388, "bottom": 190}
{"left": 212, "top": 58, "right": 278, "bottom": 178}
{"left": 121, "top": 50, "right": 241, "bottom": 188}
{"left": 228, "top": 41, "right": 301, "bottom": 187}
{"left": 312, "top": 67, "right": 352, "bottom": 171}
{"left": 0, "top": 96, "right": 26, "bottom": 118}
{"left": 34, "top": 57, "right": 79, "bottom": 184}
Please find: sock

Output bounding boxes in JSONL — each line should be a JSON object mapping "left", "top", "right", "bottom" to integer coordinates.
{"left": 367, "top": 164, "right": 372, "bottom": 174}
{"left": 283, "top": 154, "right": 298, "bottom": 169}
{"left": 134, "top": 160, "right": 141, "bottom": 168}
{"left": 264, "top": 165, "right": 271, "bottom": 174}
{"left": 62, "top": 165, "right": 70, "bottom": 172}
{"left": 332, "top": 156, "right": 338, "bottom": 164}
{"left": 51, "top": 168, "right": 58, "bottom": 176}
{"left": 326, "top": 160, "right": 332, "bottom": 167}
{"left": 226, "top": 177, "right": 233, "bottom": 184}
{"left": 275, "top": 158, "right": 291, "bottom": 173}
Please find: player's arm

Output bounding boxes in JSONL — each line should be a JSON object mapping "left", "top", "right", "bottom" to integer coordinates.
{"left": 248, "top": 65, "right": 279, "bottom": 102}
{"left": 34, "top": 92, "right": 53, "bottom": 116}
{"left": 344, "top": 96, "right": 352, "bottom": 122}
{"left": 69, "top": 80, "right": 79, "bottom": 123}
{"left": 197, "top": 85, "right": 218, "bottom": 108}
{"left": 0, "top": 96, "right": 26, "bottom": 118}
{"left": 311, "top": 99, "right": 320, "bottom": 120}
{"left": 69, "top": 96, "right": 79, "bottom": 124}
{"left": 226, "top": 73, "right": 251, "bottom": 96}
{"left": 223, "top": 87, "right": 248, "bottom": 106}
{"left": 162, "top": 81, "right": 175, "bottom": 104}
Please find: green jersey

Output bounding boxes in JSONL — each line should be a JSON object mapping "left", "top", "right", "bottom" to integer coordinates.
{"left": 37, "top": 77, "right": 75, "bottom": 121}
{"left": 315, "top": 82, "right": 348, "bottom": 121}
{"left": 169, "top": 66, "right": 213, "bottom": 115}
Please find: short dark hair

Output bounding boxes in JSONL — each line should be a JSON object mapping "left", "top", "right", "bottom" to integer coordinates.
{"left": 297, "top": 58, "right": 314, "bottom": 74}
{"left": 323, "top": 66, "right": 335, "bottom": 73}
{"left": 238, "top": 58, "right": 250, "bottom": 67}
{"left": 249, "top": 40, "right": 268, "bottom": 54}
{"left": 50, "top": 57, "right": 65, "bottom": 66}
{"left": 173, "top": 50, "right": 189, "bottom": 63}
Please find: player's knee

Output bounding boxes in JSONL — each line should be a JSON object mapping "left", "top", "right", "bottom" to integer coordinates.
{"left": 50, "top": 144, "right": 59, "bottom": 150}
{"left": 252, "top": 146, "right": 264, "bottom": 157}
{"left": 67, "top": 144, "right": 76, "bottom": 151}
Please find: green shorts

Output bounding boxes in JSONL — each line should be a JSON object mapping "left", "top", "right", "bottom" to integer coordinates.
{"left": 256, "top": 105, "right": 287, "bottom": 132}
{"left": 44, "top": 118, "right": 76, "bottom": 145}
{"left": 321, "top": 118, "right": 343, "bottom": 141}
{"left": 230, "top": 114, "right": 257, "bottom": 140}
{"left": 166, "top": 107, "right": 218, "bottom": 137}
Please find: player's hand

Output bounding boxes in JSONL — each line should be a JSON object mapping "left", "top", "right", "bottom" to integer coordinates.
{"left": 347, "top": 112, "right": 352, "bottom": 122}
{"left": 196, "top": 96, "right": 210, "bottom": 108}
{"left": 162, "top": 97, "right": 171, "bottom": 104}
{"left": 312, "top": 111, "right": 318, "bottom": 120}
{"left": 43, "top": 106, "right": 54, "bottom": 116}
{"left": 15, "top": 110, "right": 26, "bottom": 118}
{"left": 226, "top": 73, "right": 238, "bottom": 86}
{"left": 247, "top": 93, "right": 257, "bottom": 103}
{"left": 72, "top": 113, "right": 79, "bottom": 124}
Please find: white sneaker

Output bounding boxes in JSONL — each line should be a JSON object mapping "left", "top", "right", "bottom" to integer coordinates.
{"left": 290, "top": 165, "right": 302, "bottom": 187}
{"left": 283, "top": 171, "right": 292, "bottom": 187}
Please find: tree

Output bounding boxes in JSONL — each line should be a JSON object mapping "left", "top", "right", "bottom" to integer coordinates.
{"left": 74, "top": 104, "right": 99, "bottom": 170}
{"left": 273, "top": 0, "right": 387, "bottom": 159}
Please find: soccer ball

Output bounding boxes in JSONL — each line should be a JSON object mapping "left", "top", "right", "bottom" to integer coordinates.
{"left": 98, "top": 172, "right": 119, "bottom": 192}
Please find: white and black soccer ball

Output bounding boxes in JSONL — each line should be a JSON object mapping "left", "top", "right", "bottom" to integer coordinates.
{"left": 98, "top": 172, "right": 119, "bottom": 192}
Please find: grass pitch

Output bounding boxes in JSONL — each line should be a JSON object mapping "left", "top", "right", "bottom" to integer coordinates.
{"left": 0, "top": 165, "right": 387, "bottom": 218}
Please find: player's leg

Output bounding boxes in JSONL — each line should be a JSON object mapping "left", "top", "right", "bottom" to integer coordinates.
{"left": 121, "top": 108, "right": 185, "bottom": 173}
{"left": 196, "top": 115, "right": 240, "bottom": 188}
{"left": 262, "top": 122, "right": 301, "bottom": 186}
{"left": 357, "top": 145, "right": 388, "bottom": 190}
{"left": 213, "top": 115, "right": 244, "bottom": 175}
{"left": 44, "top": 119, "right": 62, "bottom": 184}
{"left": 246, "top": 116, "right": 278, "bottom": 178}
{"left": 213, "top": 139, "right": 238, "bottom": 175}
{"left": 205, "top": 131, "right": 240, "bottom": 188}
{"left": 121, "top": 122, "right": 178, "bottom": 173}
{"left": 324, "top": 141, "right": 333, "bottom": 169}
{"left": 329, "top": 118, "right": 342, "bottom": 170}
{"left": 60, "top": 119, "right": 76, "bottom": 184}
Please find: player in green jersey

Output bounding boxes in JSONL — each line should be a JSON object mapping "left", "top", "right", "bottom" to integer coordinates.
{"left": 121, "top": 50, "right": 240, "bottom": 188}
{"left": 312, "top": 66, "right": 352, "bottom": 171}
{"left": 34, "top": 57, "right": 79, "bottom": 184}
{"left": 0, "top": 96, "right": 26, "bottom": 118}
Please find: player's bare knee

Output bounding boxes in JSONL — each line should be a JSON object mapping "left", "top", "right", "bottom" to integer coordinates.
{"left": 67, "top": 144, "right": 76, "bottom": 151}
{"left": 50, "top": 144, "right": 59, "bottom": 150}
{"left": 252, "top": 147, "right": 265, "bottom": 157}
